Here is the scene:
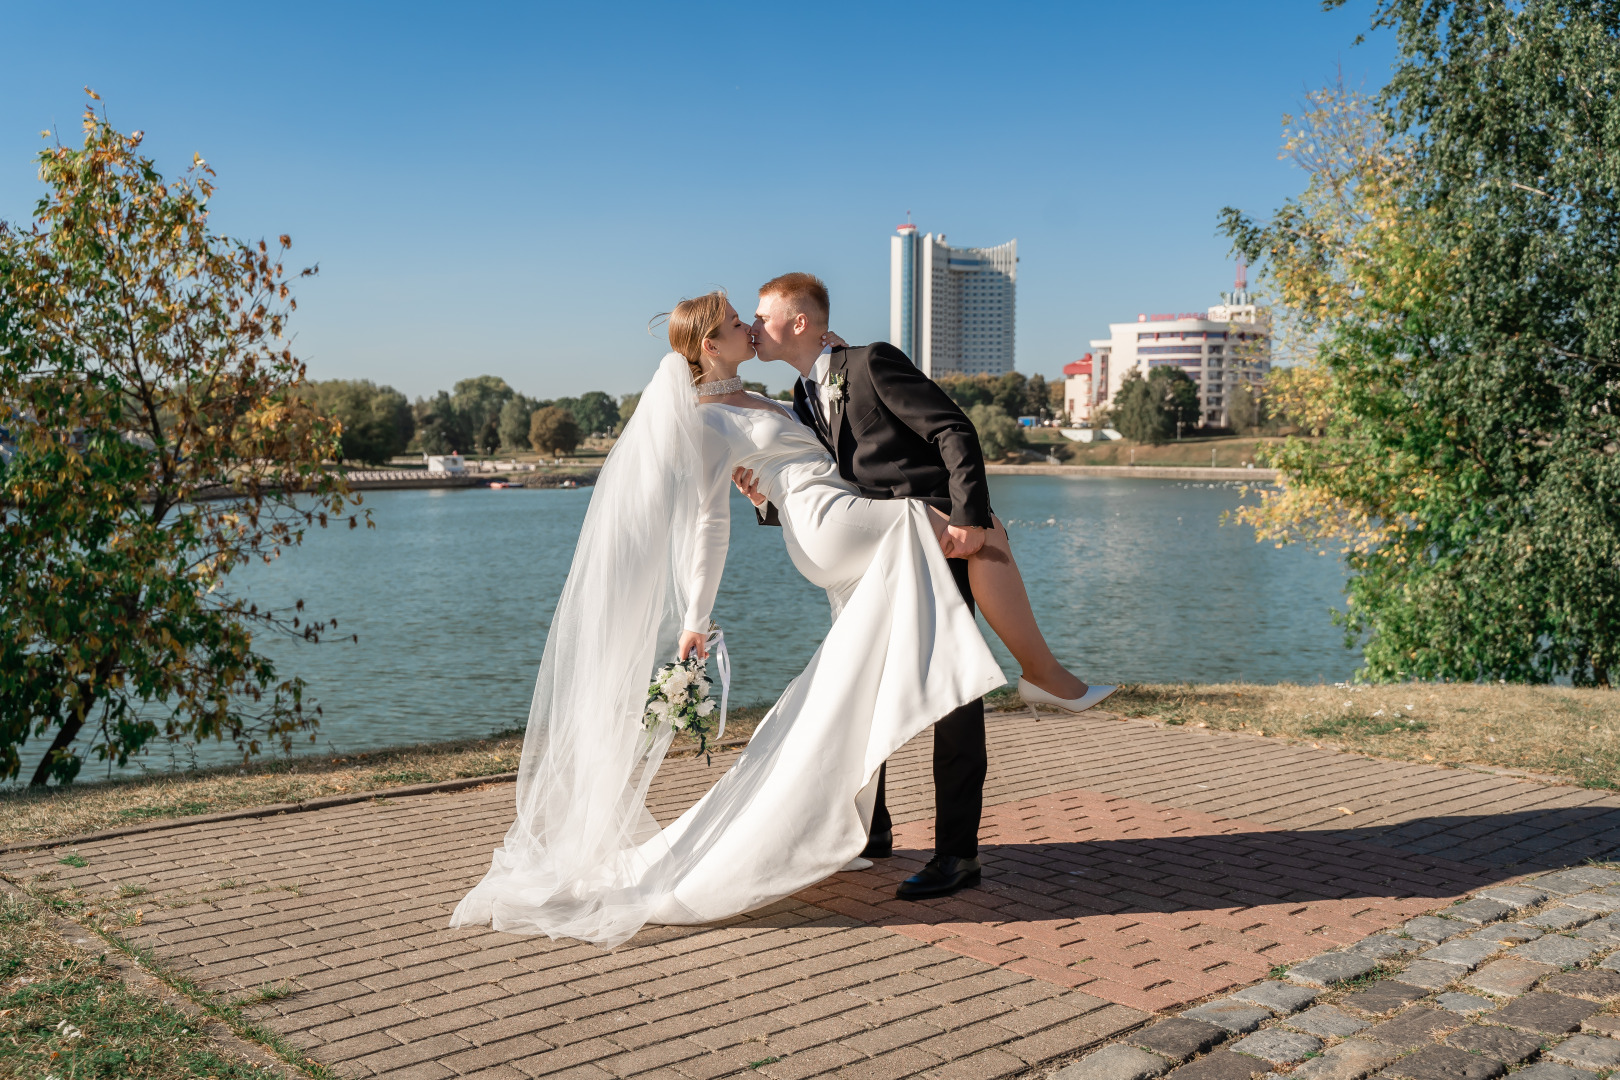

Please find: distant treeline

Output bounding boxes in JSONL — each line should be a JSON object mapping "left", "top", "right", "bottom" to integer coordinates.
{"left": 303, "top": 370, "right": 1068, "bottom": 464}
{"left": 300, "top": 376, "right": 645, "bottom": 463}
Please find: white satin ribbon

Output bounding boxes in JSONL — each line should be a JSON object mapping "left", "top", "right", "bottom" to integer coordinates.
{"left": 707, "top": 628, "right": 731, "bottom": 742}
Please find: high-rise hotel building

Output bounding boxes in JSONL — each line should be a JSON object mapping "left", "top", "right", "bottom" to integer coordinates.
{"left": 890, "top": 223, "right": 1018, "bottom": 378}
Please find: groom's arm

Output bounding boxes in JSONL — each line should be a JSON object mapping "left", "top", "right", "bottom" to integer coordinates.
{"left": 863, "top": 343, "right": 993, "bottom": 529}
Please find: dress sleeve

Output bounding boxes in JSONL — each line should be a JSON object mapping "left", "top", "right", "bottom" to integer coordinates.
{"left": 683, "top": 418, "right": 732, "bottom": 634}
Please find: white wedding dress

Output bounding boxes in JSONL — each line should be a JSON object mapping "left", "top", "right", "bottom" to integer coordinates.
{"left": 452, "top": 355, "right": 1004, "bottom": 946}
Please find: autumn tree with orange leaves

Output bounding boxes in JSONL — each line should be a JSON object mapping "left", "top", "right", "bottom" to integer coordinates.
{"left": 0, "top": 94, "right": 363, "bottom": 785}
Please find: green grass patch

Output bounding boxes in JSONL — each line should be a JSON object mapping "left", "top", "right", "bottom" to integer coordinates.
{"left": 117, "top": 801, "right": 211, "bottom": 821}
{"left": 57, "top": 853, "right": 87, "bottom": 868}
{"left": 0, "top": 892, "right": 284, "bottom": 1079}
{"left": 1304, "top": 714, "right": 1431, "bottom": 738}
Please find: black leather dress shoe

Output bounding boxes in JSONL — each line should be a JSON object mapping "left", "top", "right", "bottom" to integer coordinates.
{"left": 860, "top": 829, "right": 893, "bottom": 859}
{"left": 896, "top": 855, "right": 981, "bottom": 900}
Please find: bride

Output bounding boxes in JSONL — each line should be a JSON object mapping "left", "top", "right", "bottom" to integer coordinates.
{"left": 451, "top": 292, "right": 1106, "bottom": 948}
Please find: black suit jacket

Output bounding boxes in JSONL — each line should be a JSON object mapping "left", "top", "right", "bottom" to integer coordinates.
{"left": 760, "top": 342, "right": 992, "bottom": 529}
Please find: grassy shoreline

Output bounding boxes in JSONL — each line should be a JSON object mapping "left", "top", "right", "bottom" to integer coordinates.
{"left": 0, "top": 684, "right": 1613, "bottom": 849}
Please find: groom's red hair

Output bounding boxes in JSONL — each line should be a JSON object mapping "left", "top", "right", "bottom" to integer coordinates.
{"left": 759, "top": 272, "right": 829, "bottom": 325}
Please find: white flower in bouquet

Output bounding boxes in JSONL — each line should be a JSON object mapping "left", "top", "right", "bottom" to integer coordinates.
{"left": 695, "top": 699, "right": 715, "bottom": 717}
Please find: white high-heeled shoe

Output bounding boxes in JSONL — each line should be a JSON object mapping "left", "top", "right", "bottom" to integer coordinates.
{"left": 1018, "top": 677, "right": 1118, "bottom": 714}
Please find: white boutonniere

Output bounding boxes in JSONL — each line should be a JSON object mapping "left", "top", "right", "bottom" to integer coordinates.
{"left": 826, "top": 372, "right": 848, "bottom": 407}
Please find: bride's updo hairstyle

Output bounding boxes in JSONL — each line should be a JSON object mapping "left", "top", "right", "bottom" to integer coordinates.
{"left": 659, "top": 291, "right": 730, "bottom": 383}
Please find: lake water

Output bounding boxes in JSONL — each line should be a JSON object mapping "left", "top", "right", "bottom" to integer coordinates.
{"left": 93, "top": 475, "right": 1359, "bottom": 772}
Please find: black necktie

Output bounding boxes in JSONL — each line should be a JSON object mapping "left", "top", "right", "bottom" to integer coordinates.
{"left": 804, "top": 378, "right": 830, "bottom": 439}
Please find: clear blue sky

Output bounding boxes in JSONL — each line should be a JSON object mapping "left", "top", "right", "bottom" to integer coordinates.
{"left": 0, "top": 1, "right": 1393, "bottom": 401}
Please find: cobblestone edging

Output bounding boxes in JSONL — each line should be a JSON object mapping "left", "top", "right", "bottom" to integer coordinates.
{"left": 1050, "top": 865, "right": 1620, "bottom": 1080}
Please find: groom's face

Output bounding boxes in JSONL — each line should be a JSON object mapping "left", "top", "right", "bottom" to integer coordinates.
{"left": 751, "top": 292, "right": 800, "bottom": 362}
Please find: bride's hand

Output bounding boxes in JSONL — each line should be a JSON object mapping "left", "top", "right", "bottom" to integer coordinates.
{"left": 732, "top": 467, "right": 766, "bottom": 508}
{"left": 821, "top": 330, "right": 848, "bottom": 349}
{"left": 677, "top": 630, "right": 708, "bottom": 661}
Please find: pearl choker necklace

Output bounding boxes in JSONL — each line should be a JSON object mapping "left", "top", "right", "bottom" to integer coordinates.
{"left": 696, "top": 377, "right": 743, "bottom": 397}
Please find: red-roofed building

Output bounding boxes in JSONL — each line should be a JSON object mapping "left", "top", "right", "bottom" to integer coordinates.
{"left": 1063, "top": 355, "right": 1097, "bottom": 423}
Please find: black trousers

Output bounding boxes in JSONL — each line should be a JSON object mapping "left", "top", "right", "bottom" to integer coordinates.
{"left": 868, "top": 555, "right": 987, "bottom": 859}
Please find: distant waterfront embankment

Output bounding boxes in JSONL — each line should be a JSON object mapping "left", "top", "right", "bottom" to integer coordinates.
{"left": 190, "top": 467, "right": 599, "bottom": 501}
{"left": 986, "top": 463, "right": 1279, "bottom": 481}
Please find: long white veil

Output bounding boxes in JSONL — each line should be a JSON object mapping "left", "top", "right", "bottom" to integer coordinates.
{"left": 450, "top": 352, "right": 706, "bottom": 946}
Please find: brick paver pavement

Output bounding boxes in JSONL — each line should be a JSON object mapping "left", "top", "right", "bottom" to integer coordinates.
{"left": 8, "top": 711, "right": 1620, "bottom": 1079}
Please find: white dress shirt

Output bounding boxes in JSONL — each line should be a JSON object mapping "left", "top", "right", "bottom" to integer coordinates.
{"left": 800, "top": 348, "right": 833, "bottom": 427}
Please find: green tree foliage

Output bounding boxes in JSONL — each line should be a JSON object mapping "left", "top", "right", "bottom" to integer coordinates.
{"left": 559, "top": 390, "right": 618, "bottom": 436}
{"left": 450, "top": 375, "right": 514, "bottom": 445}
{"left": 529, "top": 406, "right": 580, "bottom": 456}
{"left": 0, "top": 100, "right": 358, "bottom": 786}
{"left": 411, "top": 391, "right": 469, "bottom": 455}
{"left": 1109, "top": 369, "right": 1198, "bottom": 443}
{"left": 302, "top": 379, "right": 413, "bottom": 463}
{"left": 1226, "top": 381, "right": 1264, "bottom": 436}
{"left": 498, "top": 396, "right": 542, "bottom": 452}
{"left": 966, "top": 404, "right": 1024, "bottom": 460}
{"left": 1153, "top": 368, "right": 1201, "bottom": 434}
{"left": 1224, "top": 5, "right": 1620, "bottom": 685}
{"left": 1109, "top": 372, "right": 1170, "bottom": 445}
{"left": 617, "top": 392, "right": 641, "bottom": 426}
{"left": 937, "top": 372, "right": 1058, "bottom": 420}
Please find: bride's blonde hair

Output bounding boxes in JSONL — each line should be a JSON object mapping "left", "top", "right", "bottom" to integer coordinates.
{"left": 657, "top": 291, "right": 730, "bottom": 383}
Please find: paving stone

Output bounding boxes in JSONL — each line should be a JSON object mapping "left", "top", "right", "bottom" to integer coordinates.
{"left": 1527, "top": 907, "right": 1602, "bottom": 931}
{"left": 1433, "top": 992, "right": 1495, "bottom": 1014}
{"left": 1133, "top": 1019, "right": 1230, "bottom": 1063}
{"left": 1340, "top": 982, "right": 1429, "bottom": 1017}
{"left": 1287, "top": 952, "right": 1380, "bottom": 988}
{"left": 1584, "top": 1014, "right": 1620, "bottom": 1037}
{"left": 1381, "top": 1043, "right": 1504, "bottom": 1080}
{"left": 1476, "top": 885, "right": 1552, "bottom": 910}
{"left": 1470, "top": 922, "right": 1544, "bottom": 944}
{"left": 1444, "top": 1024, "right": 1544, "bottom": 1063}
{"left": 1491, "top": 992, "right": 1600, "bottom": 1034}
{"left": 1229, "top": 1030, "right": 1321, "bottom": 1066}
{"left": 1443, "top": 899, "right": 1516, "bottom": 926}
{"left": 1288, "top": 1039, "right": 1399, "bottom": 1080}
{"left": 1602, "top": 952, "right": 1620, "bottom": 971}
{"left": 1533, "top": 868, "right": 1620, "bottom": 893}
{"left": 1403, "top": 917, "right": 1469, "bottom": 944}
{"left": 1560, "top": 892, "right": 1620, "bottom": 915}
{"left": 1546, "top": 1033, "right": 1620, "bottom": 1070}
{"left": 1163, "top": 1049, "right": 1267, "bottom": 1080}
{"left": 1542, "top": 969, "right": 1620, "bottom": 1001}
{"left": 1056, "top": 1044, "right": 1173, "bottom": 1080}
{"left": 1364, "top": 1007, "right": 1462, "bottom": 1050}
{"left": 1180, "top": 1001, "right": 1274, "bottom": 1035}
{"left": 1510, "top": 935, "right": 1600, "bottom": 966}
{"left": 1576, "top": 915, "right": 1620, "bottom": 944}
{"left": 1421, "top": 938, "right": 1501, "bottom": 970}
{"left": 1394, "top": 960, "right": 1466, "bottom": 991}
{"left": 1287, "top": 1005, "right": 1369, "bottom": 1039}
{"left": 1510, "top": 1065, "right": 1599, "bottom": 1080}
{"left": 1229, "top": 982, "right": 1319, "bottom": 1016}
{"left": 1352, "top": 936, "right": 1420, "bottom": 960}
{"left": 1465, "top": 958, "right": 1559, "bottom": 996}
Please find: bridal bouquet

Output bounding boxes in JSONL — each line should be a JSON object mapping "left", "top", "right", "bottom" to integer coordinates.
{"left": 644, "top": 655, "right": 719, "bottom": 757}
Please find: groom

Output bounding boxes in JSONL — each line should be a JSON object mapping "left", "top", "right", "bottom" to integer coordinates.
{"left": 745, "top": 271, "right": 993, "bottom": 901}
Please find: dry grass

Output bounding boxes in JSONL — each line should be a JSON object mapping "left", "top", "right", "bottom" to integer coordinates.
{"left": 0, "top": 706, "right": 771, "bottom": 849}
{"left": 987, "top": 682, "right": 1620, "bottom": 789}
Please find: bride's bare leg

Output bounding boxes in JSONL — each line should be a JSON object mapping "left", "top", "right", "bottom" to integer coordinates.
{"left": 923, "top": 509, "right": 1088, "bottom": 699}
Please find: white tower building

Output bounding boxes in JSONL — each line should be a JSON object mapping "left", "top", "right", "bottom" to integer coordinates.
{"left": 890, "top": 222, "right": 1017, "bottom": 378}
